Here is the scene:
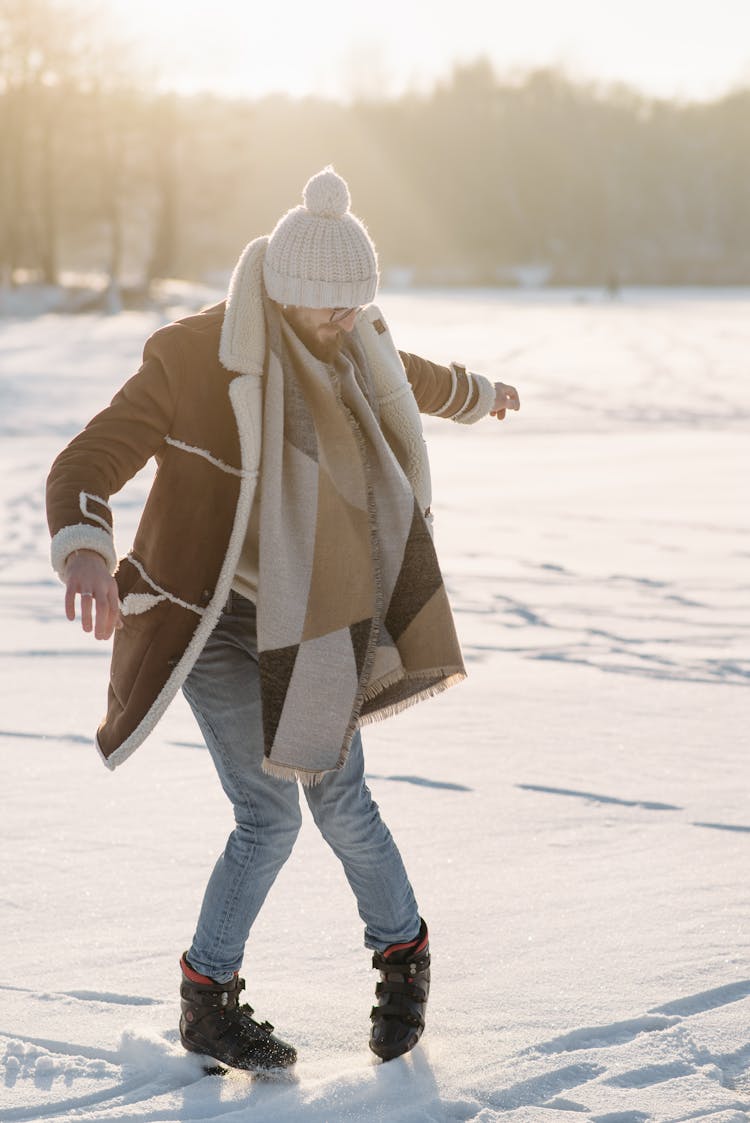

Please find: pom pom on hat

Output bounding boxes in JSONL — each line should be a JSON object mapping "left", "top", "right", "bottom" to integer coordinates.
{"left": 303, "top": 167, "right": 351, "bottom": 218}
{"left": 263, "top": 167, "right": 378, "bottom": 309}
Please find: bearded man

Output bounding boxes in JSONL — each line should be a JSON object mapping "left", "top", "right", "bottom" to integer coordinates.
{"left": 46, "top": 167, "right": 519, "bottom": 1072}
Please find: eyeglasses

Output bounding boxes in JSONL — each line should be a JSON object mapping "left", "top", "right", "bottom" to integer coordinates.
{"left": 329, "top": 306, "right": 360, "bottom": 324}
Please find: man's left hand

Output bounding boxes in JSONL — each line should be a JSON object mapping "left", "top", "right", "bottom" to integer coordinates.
{"left": 490, "top": 382, "right": 520, "bottom": 420}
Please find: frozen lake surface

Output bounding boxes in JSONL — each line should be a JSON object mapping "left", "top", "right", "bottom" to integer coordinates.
{"left": 0, "top": 288, "right": 748, "bottom": 1121}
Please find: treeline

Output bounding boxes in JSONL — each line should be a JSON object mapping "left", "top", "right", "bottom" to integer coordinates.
{"left": 2, "top": 1, "right": 749, "bottom": 292}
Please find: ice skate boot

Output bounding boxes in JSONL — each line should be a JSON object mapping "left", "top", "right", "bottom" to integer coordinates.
{"left": 179, "top": 955, "right": 296, "bottom": 1072}
{"left": 369, "top": 919, "right": 430, "bottom": 1061}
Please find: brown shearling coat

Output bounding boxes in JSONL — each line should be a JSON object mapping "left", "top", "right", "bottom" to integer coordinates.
{"left": 46, "top": 302, "right": 484, "bottom": 768}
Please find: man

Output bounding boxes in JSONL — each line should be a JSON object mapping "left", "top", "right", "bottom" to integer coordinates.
{"left": 46, "top": 168, "right": 520, "bottom": 1072}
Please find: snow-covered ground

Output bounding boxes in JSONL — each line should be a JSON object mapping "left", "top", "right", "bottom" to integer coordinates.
{"left": 0, "top": 288, "right": 748, "bottom": 1122}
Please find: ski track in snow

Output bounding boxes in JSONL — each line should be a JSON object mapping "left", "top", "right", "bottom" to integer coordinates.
{"left": 1, "top": 290, "right": 748, "bottom": 1122}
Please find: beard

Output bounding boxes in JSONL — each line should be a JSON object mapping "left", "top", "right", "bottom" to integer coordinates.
{"left": 282, "top": 307, "right": 344, "bottom": 364}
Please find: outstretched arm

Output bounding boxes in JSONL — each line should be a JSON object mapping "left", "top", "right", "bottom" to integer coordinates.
{"left": 399, "top": 352, "right": 520, "bottom": 423}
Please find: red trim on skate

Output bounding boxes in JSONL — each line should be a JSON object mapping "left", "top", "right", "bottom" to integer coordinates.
{"left": 383, "top": 927, "right": 429, "bottom": 959}
{"left": 180, "top": 955, "right": 217, "bottom": 985}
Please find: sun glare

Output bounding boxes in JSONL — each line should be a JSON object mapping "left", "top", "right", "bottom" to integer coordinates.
{"left": 105, "top": 0, "right": 750, "bottom": 102}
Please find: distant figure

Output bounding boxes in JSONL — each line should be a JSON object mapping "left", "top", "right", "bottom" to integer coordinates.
{"left": 46, "top": 167, "right": 520, "bottom": 1073}
{"left": 606, "top": 271, "right": 621, "bottom": 299}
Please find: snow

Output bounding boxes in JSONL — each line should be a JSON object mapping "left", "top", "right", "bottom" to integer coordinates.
{"left": 0, "top": 287, "right": 748, "bottom": 1122}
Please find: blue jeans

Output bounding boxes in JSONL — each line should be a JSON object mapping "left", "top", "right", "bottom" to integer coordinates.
{"left": 181, "top": 590, "right": 421, "bottom": 982}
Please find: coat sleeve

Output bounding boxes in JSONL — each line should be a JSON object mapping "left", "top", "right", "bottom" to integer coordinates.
{"left": 398, "top": 351, "right": 496, "bottom": 423}
{"left": 46, "top": 329, "right": 180, "bottom": 578}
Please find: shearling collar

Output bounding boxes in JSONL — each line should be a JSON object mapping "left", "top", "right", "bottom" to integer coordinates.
{"left": 219, "top": 236, "right": 270, "bottom": 377}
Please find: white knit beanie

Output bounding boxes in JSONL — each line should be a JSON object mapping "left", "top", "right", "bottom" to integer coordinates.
{"left": 262, "top": 167, "right": 379, "bottom": 308}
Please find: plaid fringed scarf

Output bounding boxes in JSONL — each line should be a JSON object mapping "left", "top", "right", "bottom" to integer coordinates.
{"left": 256, "top": 296, "right": 466, "bottom": 784}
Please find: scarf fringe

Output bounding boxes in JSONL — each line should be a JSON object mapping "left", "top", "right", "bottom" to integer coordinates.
{"left": 260, "top": 757, "right": 329, "bottom": 786}
{"left": 361, "top": 666, "right": 413, "bottom": 702}
{"left": 358, "top": 668, "right": 467, "bottom": 727}
{"left": 261, "top": 732, "right": 357, "bottom": 786}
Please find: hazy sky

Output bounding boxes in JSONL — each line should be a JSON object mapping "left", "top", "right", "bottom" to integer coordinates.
{"left": 106, "top": 0, "right": 750, "bottom": 102}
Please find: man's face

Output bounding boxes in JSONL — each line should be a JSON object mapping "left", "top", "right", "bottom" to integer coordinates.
{"left": 282, "top": 305, "right": 359, "bottom": 363}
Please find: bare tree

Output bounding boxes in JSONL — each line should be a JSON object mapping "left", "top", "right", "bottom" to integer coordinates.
{"left": 146, "top": 94, "right": 179, "bottom": 285}
{"left": 0, "top": 0, "right": 84, "bottom": 285}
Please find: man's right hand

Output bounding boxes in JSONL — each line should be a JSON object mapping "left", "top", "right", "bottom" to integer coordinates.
{"left": 64, "top": 550, "right": 122, "bottom": 640}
